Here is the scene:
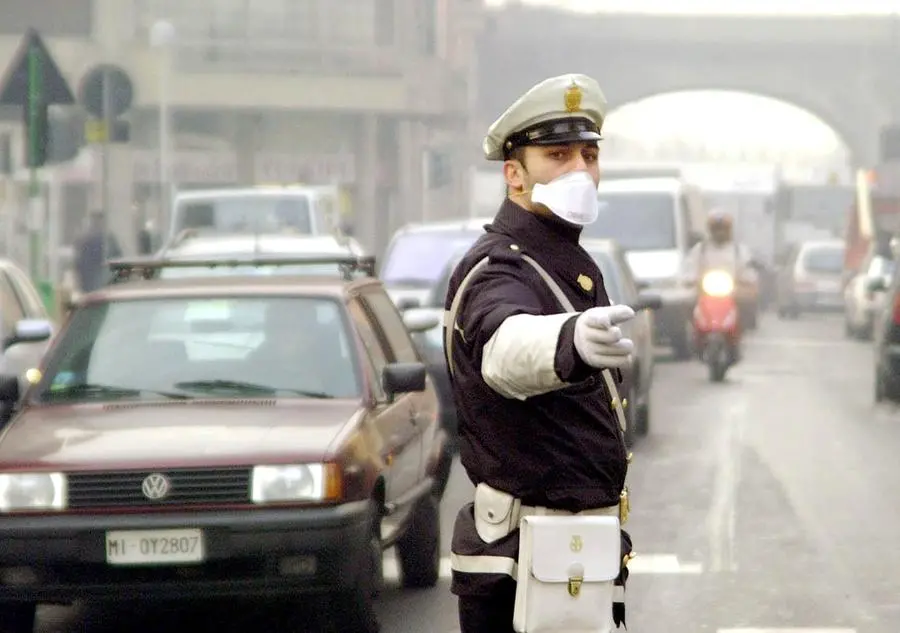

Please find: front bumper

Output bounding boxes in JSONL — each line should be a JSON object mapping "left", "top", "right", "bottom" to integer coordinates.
{"left": 648, "top": 286, "right": 695, "bottom": 341}
{"left": 0, "top": 501, "right": 373, "bottom": 603}
{"left": 794, "top": 290, "right": 843, "bottom": 311}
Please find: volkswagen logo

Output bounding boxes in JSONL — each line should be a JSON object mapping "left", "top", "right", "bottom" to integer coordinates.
{"left": 141, "top": 473, "right": 171, "bottom": 500}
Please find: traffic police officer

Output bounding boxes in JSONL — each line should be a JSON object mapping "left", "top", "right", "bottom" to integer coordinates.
{"left": 444, "top": 74, "right": 636, "bottom": 632}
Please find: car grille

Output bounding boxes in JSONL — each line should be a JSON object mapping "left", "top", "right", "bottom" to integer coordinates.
{"left": 67, "top": 468, "right": 252, "bottom": 509}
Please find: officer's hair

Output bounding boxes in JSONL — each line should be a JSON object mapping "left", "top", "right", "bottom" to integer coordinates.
{"left": 505, "top": 146, "right": 528, "bottom": 166}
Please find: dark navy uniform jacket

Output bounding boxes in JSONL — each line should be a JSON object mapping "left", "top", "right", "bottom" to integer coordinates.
{"left": 444, "top": 198, "right": 628, "bottom": 513}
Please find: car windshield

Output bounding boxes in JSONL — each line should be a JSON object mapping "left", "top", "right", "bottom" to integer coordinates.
{"left": 173, "top": 195, "right": 318, "bottom": 236}
{"left": 585, "top": 250, "right": 624, "bottom": 304}
{"left": 582, "top": 193, "right": 677, "bottom": 251}
{"left": 802, "top": 246, "right": 844, "bottom": 274}
{"left": 381, "top": 229, "right": 481, "bottom": 286}
{"left": 36, "top": 296, "right": 361, "bottom": 402}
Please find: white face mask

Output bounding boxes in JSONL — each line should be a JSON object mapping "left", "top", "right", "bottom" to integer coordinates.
{"left": 530, "top": 170, "right": 599, "bottom": 226}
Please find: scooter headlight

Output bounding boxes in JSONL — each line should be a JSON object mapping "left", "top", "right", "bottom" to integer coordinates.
{"left": 701, "top": 271, "right": 735, "bottom": 297}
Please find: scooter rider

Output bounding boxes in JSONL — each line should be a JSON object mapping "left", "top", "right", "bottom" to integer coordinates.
{"left": 683, "top": 210, "right": 758, "bottom": 349}
{"left": 444, "top": 73, "right": 635, "bottom": 633}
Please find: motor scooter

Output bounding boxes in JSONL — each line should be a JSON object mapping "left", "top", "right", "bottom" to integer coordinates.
{"left": 693, "top": 270, "right": 741, "bottom": 382}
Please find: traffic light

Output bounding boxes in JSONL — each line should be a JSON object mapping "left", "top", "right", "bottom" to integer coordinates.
{"left": 24, "top": 100, "right": 49, "bottom": 168}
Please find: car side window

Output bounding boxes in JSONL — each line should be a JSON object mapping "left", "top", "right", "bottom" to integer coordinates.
{"left": 346, "top": 299, "right": 389, "bottom": 401}
{"left": 4, "top": 266, "right": 46, "bottom": 318}
{"left": 0, "top": 273, "right": 25, "bottom": 334}
{"left": 360, "top": 291, "right": 420, "bottom": 363}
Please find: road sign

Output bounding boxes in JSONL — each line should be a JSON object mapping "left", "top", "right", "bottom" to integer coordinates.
{"left": 0, "top": 28, "right": 75, "bottom": 304}
{"left": 0, "top": 28, "right": 74, "bottom": 106}
{"left": 78, "top": 64, "right": 134, "bottom": 119}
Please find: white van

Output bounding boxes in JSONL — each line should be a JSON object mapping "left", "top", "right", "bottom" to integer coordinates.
{"left": 165, "top": 185, "right": 345, "bottom": 247}
{"left": 582, "top": 177, "right": 706, "bottom": 359}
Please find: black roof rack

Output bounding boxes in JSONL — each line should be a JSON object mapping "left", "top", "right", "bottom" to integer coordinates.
{"left": 107, "top": 255, "right": 377, "bottom": 284}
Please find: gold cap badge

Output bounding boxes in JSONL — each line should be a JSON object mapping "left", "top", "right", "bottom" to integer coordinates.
{"left": 564, "top": 81, "right": 583, "bottom": 113}
{"left": 577, "top": 274, "right": 593, "bottom": 292}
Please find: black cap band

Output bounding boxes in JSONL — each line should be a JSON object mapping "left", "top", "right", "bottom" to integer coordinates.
{"left": 503, "top": 117, "right": 602, "bottom": 159}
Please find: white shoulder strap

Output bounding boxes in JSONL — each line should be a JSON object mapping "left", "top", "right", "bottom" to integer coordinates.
{"left": 443, "top": 253, "right": 628, "bottom": 437}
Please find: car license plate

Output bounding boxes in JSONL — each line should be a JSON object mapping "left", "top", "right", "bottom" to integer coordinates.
{"left": 105, "top": 529, "right": 204, "bottom": 565}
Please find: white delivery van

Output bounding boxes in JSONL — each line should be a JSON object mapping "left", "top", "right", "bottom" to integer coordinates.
{"left": 582, "top": 177, "right": 706, "bottom": 359}
{"left": 165, "top": 185, "right": 346, "bottom": 248}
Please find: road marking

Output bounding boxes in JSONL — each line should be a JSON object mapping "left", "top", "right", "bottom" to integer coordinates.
{"left": 718, "top": 629, "right": 856, "bottom": 632}
{"left": 708, "top": 401, "right": 745, "bottom": 573}
{"left": 381, "top": 553, "right": 703, "bottom": 580}
{"left": 626, "top": 553, "right": 703, "bottom": 574}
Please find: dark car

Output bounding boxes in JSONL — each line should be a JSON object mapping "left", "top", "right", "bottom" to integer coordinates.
{"left": 380, "top": 218, "right": 489, "bottom": 310}
{"left": 869, "top": 259, "right": 900, "bottom": 403}
{"left": 0, "top": 256, "right": 447, "bottom": 633}
{"left": 409, "top": 239, "right": 661, "bottom": 449}
{"left": 583, "top": 239, "right": 661, "bottom": 446}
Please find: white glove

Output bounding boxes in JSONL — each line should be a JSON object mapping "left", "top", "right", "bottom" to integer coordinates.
{"left": 573, "top": 305, "right": 636, "bottom": 369}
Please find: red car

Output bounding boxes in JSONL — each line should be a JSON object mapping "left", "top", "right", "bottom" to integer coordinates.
{"left": 0, "top": 255, "right": 448, "bottom": 633}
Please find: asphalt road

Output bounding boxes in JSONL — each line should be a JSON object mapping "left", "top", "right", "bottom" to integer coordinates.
{"left": 38, "top": 311, "right": 900, "bottom": 633}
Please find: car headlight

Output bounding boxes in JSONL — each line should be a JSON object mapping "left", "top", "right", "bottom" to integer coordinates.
{"left": 250, "top": 464, "right": 341, "bottom": 504}
{"left": 0, "top": 472, "right": 67, "bottom": 512}
{"left": 701, "top": 271, "right": 735, "bottom": 297}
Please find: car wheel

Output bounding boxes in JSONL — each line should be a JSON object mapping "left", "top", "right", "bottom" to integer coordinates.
{"left": 670, "top": 328, "right": 692, "bottom": 361}
{"left": 0, "top": 603, "right": 36, "bottom": 633}
{"left": 396, "top": 493, "right": 441, "bottom": 589}
{"left": 635, "top": 397, "right": 650, "bottom": 438}
{"left": 432, "top": 445, "right": 454, "bottom": 500}
{"left": 326, "top": 519, "right": 382, "bottom": 633}
{"left": 844, "top": 316, "right": 855, "bottom": 339}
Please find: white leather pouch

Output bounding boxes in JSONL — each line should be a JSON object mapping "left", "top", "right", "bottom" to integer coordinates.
{"left": 473, "top": 483, "right": 520, "bottom": 544}
{"left": 513, "top": 515, "right": 621, "bottom": 633}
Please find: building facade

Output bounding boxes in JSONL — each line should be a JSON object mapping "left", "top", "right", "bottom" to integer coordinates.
{"left": 0, "top": 0, "right": 485, "bottom": 268}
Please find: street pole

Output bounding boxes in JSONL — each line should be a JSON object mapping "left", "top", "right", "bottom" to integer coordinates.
{"left": 159, "top": 46, "right": 170, "bottom": 235}
{"left": 100, "top": 66, "right": 112, "bottom": 265}
{"left": 26, "top": 42, "right": 42, "bottom": 282}
{"left": 151, "top": 20, "right": 175, "bottom": 236}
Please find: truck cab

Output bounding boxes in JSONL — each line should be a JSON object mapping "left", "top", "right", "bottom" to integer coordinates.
{"left": 583, "top": 177, "right": 706, "bottom": 359}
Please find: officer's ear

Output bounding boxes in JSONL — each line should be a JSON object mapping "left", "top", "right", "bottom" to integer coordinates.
{"left": 503, "top": 154, "right": 528, "bottom": 193}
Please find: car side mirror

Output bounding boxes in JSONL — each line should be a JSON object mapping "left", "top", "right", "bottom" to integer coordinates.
{"left": 382, "top": 362, "right": 427, "bottom": 399}
{"left": 396, "top": 297, "right": 420, "bottom": 311}
{"left": 3, "top": 319, "right": 53, "bottom": 351}
{"left": 402, "top": 308, "right": 441, "bottom": 334}
{"left": 633, "top": 291, "right": 663, "bottom": 312}
{"left": 866, "top": 276, "right": 888, "bottom": 294}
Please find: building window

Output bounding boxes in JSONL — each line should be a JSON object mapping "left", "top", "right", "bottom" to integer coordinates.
{"left": 375, "top": 0, "right": 395, "bottom": 46}
{"left": 419, "top": 0, "right": 437, "bottom": 56}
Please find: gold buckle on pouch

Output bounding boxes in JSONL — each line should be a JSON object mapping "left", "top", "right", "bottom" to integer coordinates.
{"left": 568, "top": 576, "right": 583, "bottom": 597}
{"left": 619, "top": 487, "right": 630, "bottom": 525}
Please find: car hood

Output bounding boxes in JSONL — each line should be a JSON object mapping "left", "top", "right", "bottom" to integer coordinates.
{"left": 0, "top": 400, "right": 363, "bottom": 470}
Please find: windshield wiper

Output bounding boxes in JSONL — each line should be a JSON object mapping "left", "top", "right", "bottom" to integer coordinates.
{"left": 173, "top": 380, "right": 334, "bottom": 399}
{"left": 46, "top": 383, "right": 192, "bottom": 400}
